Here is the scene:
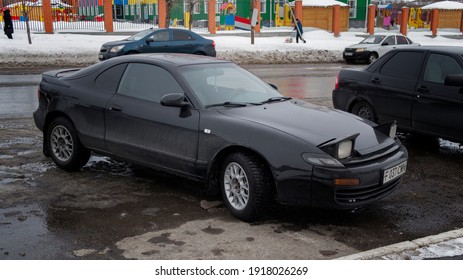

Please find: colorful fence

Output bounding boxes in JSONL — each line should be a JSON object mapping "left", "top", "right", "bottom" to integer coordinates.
{"left": 0, "top": 0, "right": 208, "bottom": 32}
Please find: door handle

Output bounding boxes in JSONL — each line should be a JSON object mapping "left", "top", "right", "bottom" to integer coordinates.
{"left": 109, "top": 104, "right": 122, "bottom": 112}
{"left": 371, "top": 77, "right": 381, "bottom": 85}
{"left": 417, "top": 85, "right": 429, "bottom": 94}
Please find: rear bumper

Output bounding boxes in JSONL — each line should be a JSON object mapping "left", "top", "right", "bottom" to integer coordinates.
{"left": 33, "top": 109, "right": 44, "bottom": 132}
{"left": 332, "top": 89, "right": 353, "bottom": 111}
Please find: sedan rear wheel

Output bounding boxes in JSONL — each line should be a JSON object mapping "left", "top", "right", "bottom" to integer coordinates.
{"left": 220, "top": 152, "right": 270, "bottom": 222}
{"left": 352, "top": 101, "right": 376, "bottom": 122}
{"left": 47, "top": 117, "right": 90, "bottom": 171}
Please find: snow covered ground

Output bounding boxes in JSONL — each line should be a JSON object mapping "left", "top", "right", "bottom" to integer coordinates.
{"left": 1, "top": 26, "right": 463, "bottom": 68}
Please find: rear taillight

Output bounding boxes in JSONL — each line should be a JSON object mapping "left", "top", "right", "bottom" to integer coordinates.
{"left": 335, "top": 74, "right": 339, "bottom": 90}
{"left": 212, "top": 40, "right": 215, "bottom": 48}
{"left": 37, "top": 88, "right": 40, "bottom": 100}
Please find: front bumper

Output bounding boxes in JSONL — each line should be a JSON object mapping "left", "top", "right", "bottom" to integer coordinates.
{"left": 343, "top": 50, "right": 371, "bottom": 61}
{"left": 98, "top": 52, "right": 119, "bottom": 61}
{"left": 275, "top": 143, "right": 408, "bottom": 209}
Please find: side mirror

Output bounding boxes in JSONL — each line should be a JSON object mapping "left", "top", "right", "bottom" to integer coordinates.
{"left": 161, "top": 93, "right": 190, "bottom": 108}
{"left": 444, "top": 74, "right": 463, "bottom": 87}
{"left": 381, "top": 42, "right": 389, "bottom": 46}
{"left": 146, "top": 38, "right": 154, "bottom": 43}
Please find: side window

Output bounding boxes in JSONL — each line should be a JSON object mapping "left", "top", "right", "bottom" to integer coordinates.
{"left": 149, "top": 30, "right": 169, "bottom": 42}
{"left": 380, "top": 51, "right": 425, "bottom": 80}
{"left": 95, "top": 63, "right": 127, "bottom": 93}
{"left": 383, "top": 36, "right": 395, "bottom": 46}
{"left": 173, "top": 30, "right": 195, "bottom": 41}
{"left": 117, "top": 63, "right": 183, "bottom": 103}
{"left": 396, "top": 36, "right": 408, "bottom": 45}
{"left": 423, "top": 54, "right": 463, "bottom": 84}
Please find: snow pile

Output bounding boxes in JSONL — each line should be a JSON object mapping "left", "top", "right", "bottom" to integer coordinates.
{"left": 1, "top": 27, "right": 463, "bottom": 68}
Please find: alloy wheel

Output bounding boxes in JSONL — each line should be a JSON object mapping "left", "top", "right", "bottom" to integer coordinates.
{"left": 50, "top": 125, "right": 74, "bottom": 162}
{"left": 223, "top": 162, "right": 250, "bottom": 211}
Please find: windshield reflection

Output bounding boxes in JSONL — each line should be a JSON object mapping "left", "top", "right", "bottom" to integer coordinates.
{"left": 179, "top": 63, "right": 282, "bottom": 107}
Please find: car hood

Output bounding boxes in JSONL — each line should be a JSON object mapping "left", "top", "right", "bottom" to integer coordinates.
{"left": 102, "top": 40, "right": 132, "bottom": 47}
{"left": 346, "top": 43, "right": 377, "bottom": 49}
{"left": 218, "top": 100, "right": 393, "bottom": 155}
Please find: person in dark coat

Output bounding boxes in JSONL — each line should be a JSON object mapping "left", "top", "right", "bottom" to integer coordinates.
{"left": 3, "top": 8, "right": 14, "bottom": 39}
{"left": 293, "top": 18, "right": 306, "bottom": 43}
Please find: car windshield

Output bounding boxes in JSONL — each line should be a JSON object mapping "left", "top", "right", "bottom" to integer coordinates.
{"left": 179, "top": 63, "right": 284, "bottom": 107}
{"left": 125, "top": 29, "right": 153, "bottom": 41}
{"left": 360, "top": 35, "right": 386, "bottom": 44}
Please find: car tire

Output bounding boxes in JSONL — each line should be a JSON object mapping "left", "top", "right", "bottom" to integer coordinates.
{"left": 368, "top": 52, "right": 378, "bottom": 64}
{"left": 220, "top": 152, "right": 270, "bottom": 222}
{"left": 352, "top": 101, "right": 376, "bottom": 122}
{"left": 46, "top": 117, "right": 91, "bottom": 172}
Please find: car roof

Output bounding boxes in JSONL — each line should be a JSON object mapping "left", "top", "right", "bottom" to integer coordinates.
{"left": 394, "top": 45, "right": 463, "bottom": 54}
{"left": 106, "top": 53, "right": 229, "bottom": 67}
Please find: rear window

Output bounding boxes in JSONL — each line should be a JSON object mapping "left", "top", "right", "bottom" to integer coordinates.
{"left": 173, "top": 30, "right": 195, "bottom": 41}
{"left": 396, "top": 36, "right": 409, "bottom": 45}
{"left": 95, "top": 63, "right": 127, "bottom": 93}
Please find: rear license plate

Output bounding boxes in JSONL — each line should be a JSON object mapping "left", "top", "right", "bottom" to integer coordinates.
{"left": 383, "top": 161, "right": 407, "bottom": 184}
{"left": 344, "top": 52, "right": 353, "bottom": 56}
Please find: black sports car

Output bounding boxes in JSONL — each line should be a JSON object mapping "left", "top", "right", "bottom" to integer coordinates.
{"left": 33, "top": 54, "right": 408, "bottom": 222}
{"left": 98, "top": 28, "right": 216, "bottom": 61}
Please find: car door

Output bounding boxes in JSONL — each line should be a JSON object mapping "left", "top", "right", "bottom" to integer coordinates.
{"left": 171, "top": 30, "right": 198, "bottom": 54}
{"left": 104, "top": 62, "right": 200, "bottom": 176}
{"left": 367, "top": 50, "right": 425, "bottom": 127}
{"left": 377, "top": 35, "right": 396, "bottom": 57}
{"left": 139, "top": 29, "right": 172, "bottom": 53}
{"left": 412, "top": 52, "right": 463, "bottom": 140}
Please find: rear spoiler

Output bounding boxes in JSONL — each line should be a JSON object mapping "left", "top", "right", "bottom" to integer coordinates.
{"left": 41, "top": 68, "right": 80, "bottom": 87}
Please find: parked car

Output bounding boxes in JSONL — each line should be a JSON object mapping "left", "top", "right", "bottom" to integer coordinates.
{"left": 343, "top": 34, "right": 419, "bottom": 64}
{"left": 333, "top": 46, "right": 463, "bottom": 144}
{"left": 98, "top": 28, "right": 216, "bottom": 60}
{"left": 34, "top": 53, "right": 407, "bottom": 222}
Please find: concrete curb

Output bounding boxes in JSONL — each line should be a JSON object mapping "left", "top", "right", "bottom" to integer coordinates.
{"left": 336, "top": 228, "right": 463, "bottom": 260}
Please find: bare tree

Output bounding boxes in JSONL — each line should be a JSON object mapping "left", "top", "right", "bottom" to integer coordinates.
{"left": 165, "top": 0, "right": 174, "bottom": 28}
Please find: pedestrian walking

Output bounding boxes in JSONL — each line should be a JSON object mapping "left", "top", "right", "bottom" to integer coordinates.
{"left": 3, "top": 8, "right": 14, "bottom": 39}
{"left": 383, "top": 13, "right": 391, "bottom": 30}
{"left": 293, "top": 18, "right": 306, "bottom": 43}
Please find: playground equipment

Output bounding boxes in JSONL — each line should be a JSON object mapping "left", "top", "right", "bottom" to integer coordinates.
{"left": 409, "top": 7, "right": 429, "bottom": 29}
{"left": 219, "top": 2, "right": 236, "bottom": 30}
{"left": 275, "top": 3, "right": 283, "bottom": 27}
{"left": 283, "top": 3, "right": 292, "bottom": 26}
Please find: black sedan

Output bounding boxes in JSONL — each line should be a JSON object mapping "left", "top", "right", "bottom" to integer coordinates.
{"left": 98, "top": 28, "right": 216, "bottom": 60}
{"left": 34, "top": 54, "right": 407, "bottom": 222}
{"left": 333, "top": 46, "right": 463, "bottom": 144}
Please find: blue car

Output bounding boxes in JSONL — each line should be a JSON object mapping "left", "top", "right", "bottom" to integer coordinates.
{"left": 98, "top": 28, "right": 216, "bottom": 60}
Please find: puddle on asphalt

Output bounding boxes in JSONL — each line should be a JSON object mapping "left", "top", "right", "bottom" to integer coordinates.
{"left": 0, "top": 203, "right": 70, "bottom": 259}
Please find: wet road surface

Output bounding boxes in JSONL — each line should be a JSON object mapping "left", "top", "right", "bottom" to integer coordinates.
{"left": 1, "top": 64, "right": 463, "bottom": 260}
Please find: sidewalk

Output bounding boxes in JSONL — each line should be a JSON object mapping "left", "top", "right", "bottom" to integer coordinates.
{"left": 338, "top": 228, "right": 463, "bottom": 260}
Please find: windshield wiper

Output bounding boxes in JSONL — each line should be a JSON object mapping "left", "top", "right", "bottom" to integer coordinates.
{"left": 260, "top": 97, "right": 292, "bottom": 104}
{"left": 205, "top": 102, "right": 250, "bottom": 108}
